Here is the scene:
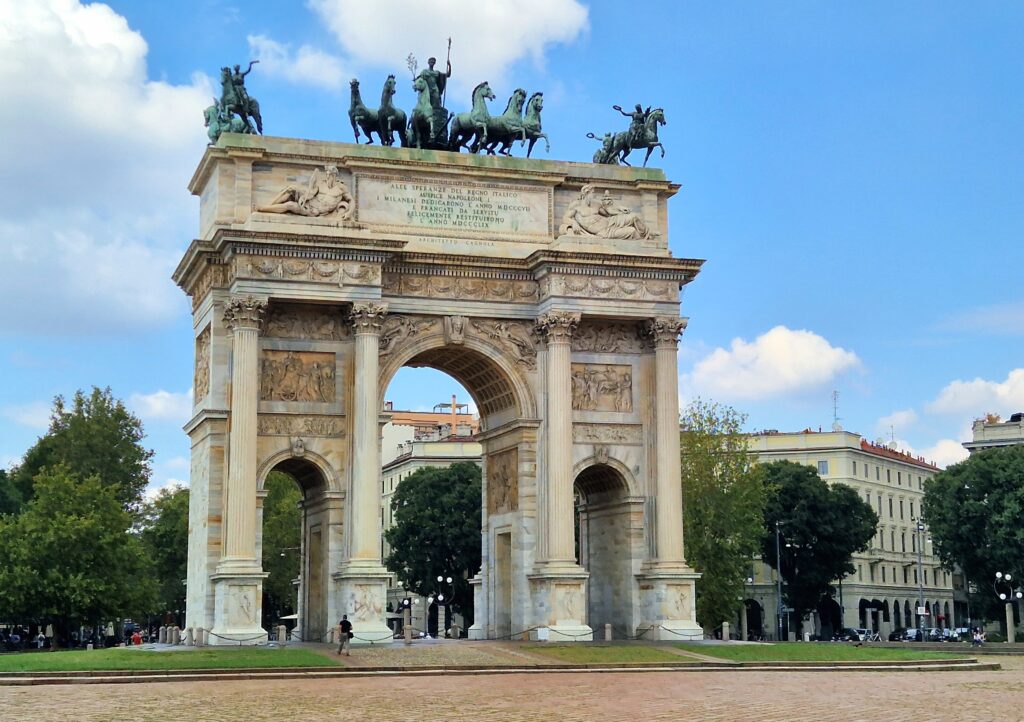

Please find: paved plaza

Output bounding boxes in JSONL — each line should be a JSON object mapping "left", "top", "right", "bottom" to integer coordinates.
{"left": 1, "top": 656, "right": 1022, "bottom": 722}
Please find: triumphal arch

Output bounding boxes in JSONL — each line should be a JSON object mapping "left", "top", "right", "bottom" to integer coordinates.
{"left": 175, "top": 134, "right": 704, "bottom": 644}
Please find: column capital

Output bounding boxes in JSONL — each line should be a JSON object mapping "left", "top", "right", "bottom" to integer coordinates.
{"left": 223, "top": 296, "right": 267, "bottom": 333}
{"left": 643, "top": 316, "right": 688, "bottom": 350}
{"left": 347, "top": 302, "right": 388, "bottom": 334}
{"left": 534, "top": 311, "right": 581, "bottom": 344}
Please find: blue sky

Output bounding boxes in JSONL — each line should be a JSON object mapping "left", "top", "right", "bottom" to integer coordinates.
{"left": 1, "top": 0, "right": 1021, "bottom": 493}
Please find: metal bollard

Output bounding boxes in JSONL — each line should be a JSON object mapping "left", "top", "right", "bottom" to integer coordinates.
{"left": 604, "top": 623, "right": 612, "bottom": 641}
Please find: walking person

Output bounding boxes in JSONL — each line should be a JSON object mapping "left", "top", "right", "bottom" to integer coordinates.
{"left": 337, "top": 615, "right": 353, "bottom": 656}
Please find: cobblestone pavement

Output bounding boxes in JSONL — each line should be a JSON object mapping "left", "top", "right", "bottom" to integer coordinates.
{"left": 2, "top": 659, "right": 1022, "bottom": 722}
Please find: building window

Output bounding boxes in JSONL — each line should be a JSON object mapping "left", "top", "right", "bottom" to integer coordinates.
{"left": 864, "top": 490, "right": 871, "bottom": 505}
{"left": 903, "top": 567, "right": 908, "bottom": 584}
{"left": 912, "top": 535, "right": 916, "bottom": 553}
{"left": 924, "top": 569, "right": 929, "bottom": 586}
{"left": 910, "top": 501, "right": 915, "bottom": 518}
{"left": 890, "top": 529, "right": 895, "bottom": 549}
{"left": 817, "top": 460, "right": 829, "bottom": 476}
{"left": 877, "top": 494, "right": 882, "bottom": 516}
{"left": 852, "top": 460, "right": 857, "bottom": 475}
{"left": 914, "top": 568, "right": 918, "bottom": 584}
{"left": 879, "top": 531, "right": 884, "bottom": 550}
{"left": 901, "top": 532, "right": 906, "bottom": 552}
{"left": 887, "top": 469, "right": 891, "bottom": 483}
{"left": 882, "top": 567, "right": 887, "bottom": 583}
{"left": 888, "top": 498, "right": 893, "bottom": 517}
{"left": 899, "top": 499, "right": 904, "bottom": 519}
{"left": 858, "top": 564, "right": 863, "bottom": 581}
{"left": 897, "top": 471, "right": 902, "bottom": 485}
{"left": 864, "top": 464, "right": 869, "bottom": 479}
{"left": 876, "top": 466, "right": 880, "bottom": 480}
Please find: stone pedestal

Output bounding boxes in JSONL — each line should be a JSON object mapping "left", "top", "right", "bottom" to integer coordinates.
{"left": 529, "top": 572, "right": 593, "bottom": 642}
{"left": 636, "top": 571, "right": 702, "bottom": 641}
{"left": 467, "top": 574, "right": 485, "bottom": 640}
{"left": 208, "top": 573, "right": 269, "bottom": 645}
{"left": 334, "top": 573, "right": 394, "bottom": 645}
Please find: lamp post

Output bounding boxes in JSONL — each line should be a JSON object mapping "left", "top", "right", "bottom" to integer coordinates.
{"left": 914, "top": 519, "right": 925, "bottom": 641}
{"left": 774, "top": 521, "right": 784, "bottom": 641}
{"left": 993, "top": 572, "right": 1021, "bottom": 643}
{"left": 434, "top": 575, "right": 454, "bottom": 638}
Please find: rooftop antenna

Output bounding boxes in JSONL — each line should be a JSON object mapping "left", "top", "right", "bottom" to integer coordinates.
{"left": 831, "top": 390, "right": 842, "bottom": 432}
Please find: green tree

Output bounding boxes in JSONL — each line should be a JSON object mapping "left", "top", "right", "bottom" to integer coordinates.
{"left": 0, "top": 468, "right": 21, "bottom": 515}
{"left": 12, "top": 388, "right": 153, "bottom": 512}
{"left": 384, "top": 462, "right": 481, "bottom": 622}
{"left": 760, "top": 460, "right": 877, "bottom": 633}
{"left": 679, "top": 399, "right": 765, "bottom": 632}
{"left": 923, "top": 445, "right": 1024, "bottom": 623}
{"left": 139, "top": 485, "right": 190, "bottom": 615}
{"left": 0, "top": 464, "right": 156, "bottom": 645}
{"left": 260, "top": 472, "right": 302, "bottom": 622}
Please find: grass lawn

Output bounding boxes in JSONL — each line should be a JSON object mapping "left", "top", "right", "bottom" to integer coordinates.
{"left": 0, "top": 647, "right": 337, "bottom": 673}
{"left": 675, "top": 643, "right": 963, "bottom": 662}
{"left": 526, "top": 644, "right": 688, "bottom": 664}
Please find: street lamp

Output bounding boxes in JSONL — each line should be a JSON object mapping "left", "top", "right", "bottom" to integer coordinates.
{"left": 993, "top": 572, "right": 1022, "bottom": 643}
{"left": 774, "top": 521, "right": 784, "bottom": 641}
{"left": 913, "top": 519, "right": 926, "bottom": 641}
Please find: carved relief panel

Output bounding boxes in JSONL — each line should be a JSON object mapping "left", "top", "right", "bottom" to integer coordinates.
{"left": 469, "top": 319, "right": 538, "bottom": 370}
{"left": 571, "top": 364, "right": 633, "bottom": 412}
{"left": 264, "top": 304, "right": 347, "bottom": 341}
{"left": 487, "top": 448, "right": 519, "bottom": 515}
{"left": 571, "top": 321, "right": 643, "bottom": 354}
{"left": 257, "top": 414, "right": 345, "bottom": 437}
{"left": 260, "top": 351, "right": 336, "bottom": 402}
{"left": 382, "top": 271, "right": 539, "bottom": 303}
{"left": 194, "top": 326, "right": 211, "bottom": 400}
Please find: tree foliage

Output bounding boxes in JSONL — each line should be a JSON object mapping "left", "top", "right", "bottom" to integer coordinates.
{"left": 384, "top": 462, "right": 482, "bottom": 621}
{"left": 138, "top": 485, "right": 190, "bottom": 615}
{"left": 261, "top": 472, "right": 302, "bottom": 621}
{"left": 923, "top": 445, "right": 1024, "bottom": 621}
{"left": 12, "top": 388, "right": 153, "bottom": 512}
{"left": 0, "top": 464, "right": 155, "bottom": 643}
{"left": 760, "top": 460, "right": 877, "bottom": 631}
{"left": 679, "top": 400, "right": 765, "bottom": 631}
{"left": 0, "top": 468, "right": 21, "bottom": 515}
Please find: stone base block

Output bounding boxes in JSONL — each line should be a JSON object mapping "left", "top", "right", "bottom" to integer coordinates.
{"left": 636, "top": 568, "right": 703, "bottom": 642}
{"left": 467, "top": 624, "right": 486, "bottom": 640}
{"left": 528, "top": 568, "right": 593, "bottom": 643}
{"left": 208, "top": 573, "right": 268, "bottom": 646}
{"left": 334, "top": 571, "right": 395, "bottom": 645}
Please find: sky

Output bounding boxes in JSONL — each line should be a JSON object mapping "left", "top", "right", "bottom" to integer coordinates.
{"left": 1, "top": 0, "right": 1022, "bottom": 496}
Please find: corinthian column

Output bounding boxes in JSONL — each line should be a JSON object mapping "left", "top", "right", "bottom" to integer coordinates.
{"left": 221, "top": 296, "right": 267, "bottom": 565}
{"left": 347, "top": 302, "right": 388, "bottom": 564}
{"left": 644, "top": 316, "right": 688, "bottom": 566}
{"left": 536, "top": 311, "right": 581, "bottom": 565}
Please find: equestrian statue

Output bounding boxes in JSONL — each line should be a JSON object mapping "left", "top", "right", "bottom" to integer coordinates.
{"left": 349, "top": 75, "right": 408, "bottom": 147}
{"left": 591, "top": 103, "right": 667, "bottom": 167}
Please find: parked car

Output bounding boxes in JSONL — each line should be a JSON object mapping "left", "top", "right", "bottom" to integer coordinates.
{"left": 853, "top": 628, "right": 872, "bottom": 641}
{"left": 903, "top": 628, "right": 922, "bottom": 641}
{"left": 924, "top": 627, "right": 945, "bottom": 642}
{"left": 889, "top": 627, "right": 908, "bottom": 641}
{"left": 834, "top": 627, "right": 862, "bottom": 641}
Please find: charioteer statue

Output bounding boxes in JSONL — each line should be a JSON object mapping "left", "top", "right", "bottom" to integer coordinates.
{"left": 205, "top": 59, "right": 263, "bottom": 142}
{"left": 407, "top": 49, "right": 453, "bottom": 150}
{"left": 591, "top": 102, "right": 667, "bottom": 167}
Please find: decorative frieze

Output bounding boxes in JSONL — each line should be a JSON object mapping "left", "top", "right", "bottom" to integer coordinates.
{"left": 257, "top": 414, "right": 344, "bottom": 437}
{"left": 540, "top": 275, "right": 677, "bottom": 301}
{"left": 260, "top": 351, "right": 336, "bottom": 402}
{"left": 469, "top": 319, "right": 538, "bottom": 370}
{"left": 265, "top": 304, "right": 348, "bottom": 341}
{"left": 382, "top": 272, "right": 538, "bottom": 303}
{"left": 191, "top": 262, "right": 228, "bottom": 310}
{"left": 243, "top": 258, "right": 380, "bottom": 286}
{"left": 571, "top": 363, "right": 633, "bottom": 412}
{"left": 573, "top": 423, "right": 643, "bottom": 445}
{"left": 193, "top": 326, "right": 211, "bottom": 400}
{"left": 571, "top": 321, "right": 643, "bottom": 354}
{"left": 487, "top": 448, "right": 519, "bottom": 515}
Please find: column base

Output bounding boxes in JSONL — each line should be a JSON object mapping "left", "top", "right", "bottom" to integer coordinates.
{"left": 333, "top": 568, "right": 395, "bottom": 645}
{"left": 208, "top": 572, "right": 268, "bottom": 646}
{"left": 529, "top": 565, "right": 592, "bottom": 642}
{"left": 636, "top": 567, "right": 703, "bottom": 642}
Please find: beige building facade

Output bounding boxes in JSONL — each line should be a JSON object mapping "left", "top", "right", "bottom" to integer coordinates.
{"left": 746, "top": 430, "right": 954, "bottom": 639}
{"left": 176, "top": 135, "right": 704, "bottom": 644}
{"left": 964, "top": 412, "right": 1024, "bottom": 454}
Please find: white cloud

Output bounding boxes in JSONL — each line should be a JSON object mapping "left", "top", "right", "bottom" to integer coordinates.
{"left": 877, "top": 408, "right": 918, "bottom": 434}
{"left": 925, "top": 368, "right": 1024, "bottom": 416}
{"left": 683, "top": 326, "right": 861, "bottom": 401}
{"left": 144, "top": 478, "right": 186, "bottom": 501}
{"left": 308, "top": 0, "right": 588, "bottom": 95}
{"left": 917, "top": 439, "right": 969, "bottom": 469}
{"left": 129, "top": 389, "right": 192, "bottom": 424}
{"left": 247, "top": 34, "right": 347, "bottom": 90}
{"left": 0, "top": 0, "right": 211, "bottom": 334}
{"left": 0, "top": 401, "right": 51, "bottom": 430}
